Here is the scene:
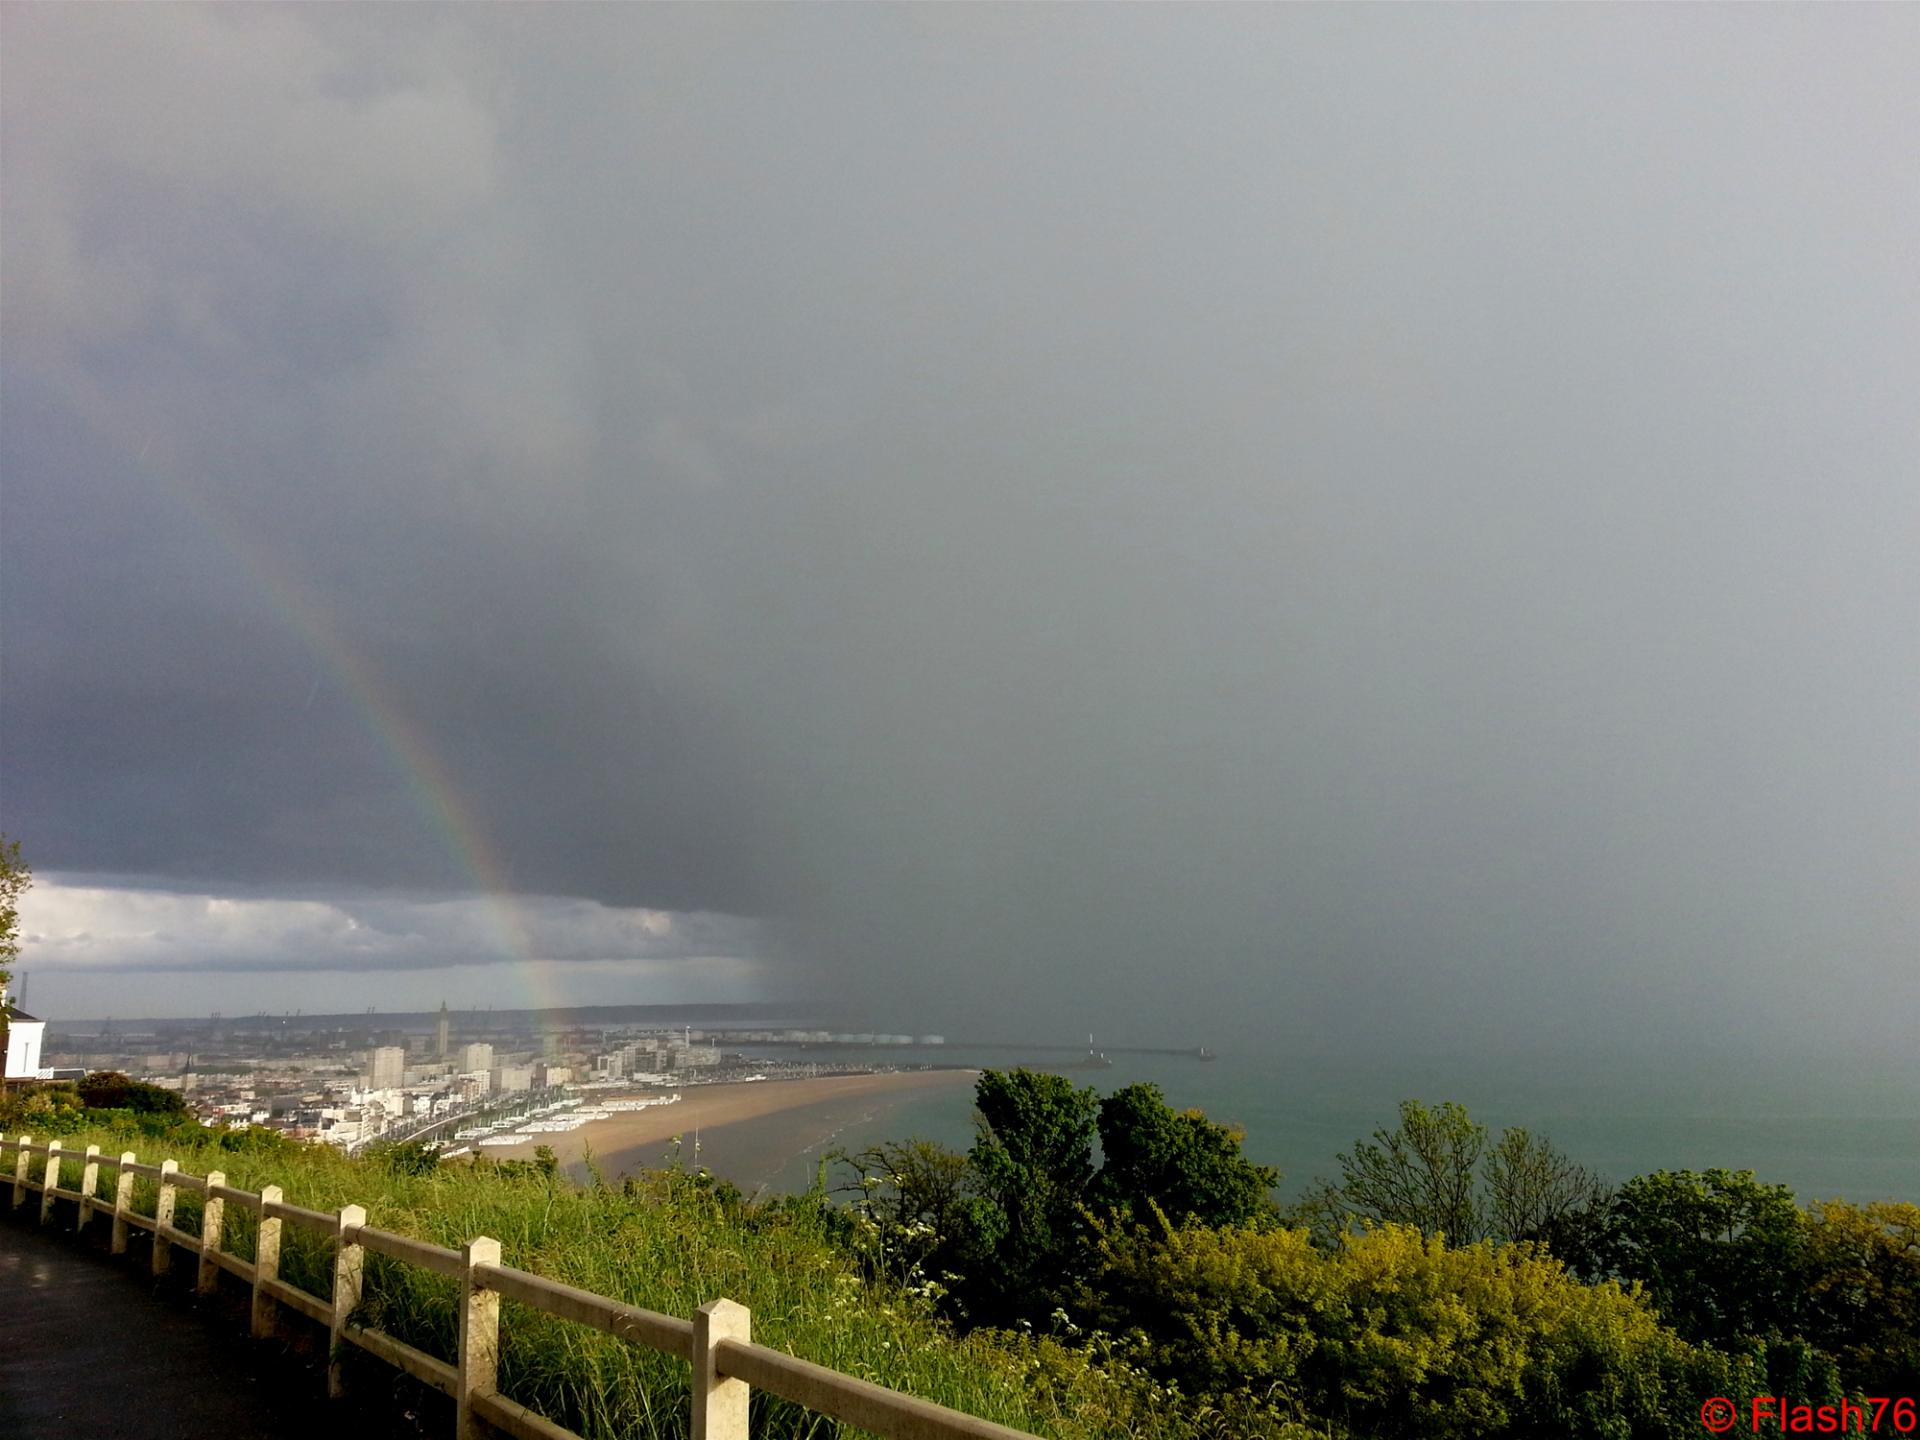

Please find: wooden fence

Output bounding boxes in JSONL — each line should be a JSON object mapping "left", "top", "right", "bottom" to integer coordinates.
{"left": 2, "top": 1133, "right": 1032, "bottom": 1440}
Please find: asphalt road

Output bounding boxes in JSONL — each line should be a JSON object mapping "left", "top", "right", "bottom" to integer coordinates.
{"left": 0, "top": 1208, "right": 429, "bottom": 1439}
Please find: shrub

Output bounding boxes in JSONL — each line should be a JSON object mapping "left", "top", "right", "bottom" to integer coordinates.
{"left": 75, "top": 1070, "right": 190, "bottom": 1116}
{"left": 1084, "top": 1217, "right": 1757, "bottom": 1440}
{"left": 1802, "top": 1199, "right": 1920, "bottom": 1396}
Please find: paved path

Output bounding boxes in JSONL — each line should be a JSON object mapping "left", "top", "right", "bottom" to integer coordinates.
{"left": 0, "top": 1213, "right": 419, "bottom": 1439}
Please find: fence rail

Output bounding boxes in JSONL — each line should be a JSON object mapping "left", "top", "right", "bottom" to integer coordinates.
{"left": 1, "top": 1132, "right": 1032, "bottom": 1440}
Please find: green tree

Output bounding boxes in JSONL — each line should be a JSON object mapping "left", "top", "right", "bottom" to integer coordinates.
{"left": 1484, "top": 1123, "right": 1611, "bottom": 1244}
{"left": 1321, "top": 1099, "right": 1489, "bottom": 1242}
{"left": 966, "top": 1068, "right": 1100, "bottom": 1323}
{"left": 1596, "top": 1168, "right": 1808, "bottom": 1347}
{"left": 1801, "top": 1198, "right": 1920, "bottom": 1395}
{"left": 1306, "top": 1100, "right": 1609, "bottom": 1251}
{"left": 0, "top": 834, "right": 28, "bottom": 997}
{"left": 0, "top": 835, "right": 30, "bottom": 1086}
{"left": 1094, "top": 1081, "right": 1278, "bottom": 1229}
{"left": 834, "top": 1137, "right": 978, "bottom": 1291}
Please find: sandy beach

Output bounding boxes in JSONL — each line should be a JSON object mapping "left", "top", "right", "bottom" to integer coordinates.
{"left": 483, "top": 1069, "right": 979, "bottom": 1191}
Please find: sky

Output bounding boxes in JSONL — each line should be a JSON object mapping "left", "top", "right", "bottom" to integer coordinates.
{"left": 2, "top": 6, "right": 1915, "bottom": 1052}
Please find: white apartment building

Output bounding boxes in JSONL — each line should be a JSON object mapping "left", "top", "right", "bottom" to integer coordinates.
{"left": 365, "top": 1045, "right": 406, "bottom": 1089}
{"left": 490, "top": 1065, "right": 534, "bottom": 1093}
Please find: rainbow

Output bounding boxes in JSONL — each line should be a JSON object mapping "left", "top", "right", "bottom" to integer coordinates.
{"left": 152, "top": 463, "right": 562, "bottom": 1020}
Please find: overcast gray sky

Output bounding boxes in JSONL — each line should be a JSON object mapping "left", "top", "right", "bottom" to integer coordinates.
{"left": 3, "top": 5, "right": 1915, "bottom": 1051}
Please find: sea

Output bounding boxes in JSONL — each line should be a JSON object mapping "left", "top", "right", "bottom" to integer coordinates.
{"left": 62, "top": 1006, "right": 1911, "bottom": 1205}
{"left": 734, "top": 1042, "right": 1920, "bottom": 1205}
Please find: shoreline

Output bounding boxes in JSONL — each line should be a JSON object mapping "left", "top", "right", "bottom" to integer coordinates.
{"left": 480, "top": 1069, "right": 980, "bottom": 1187}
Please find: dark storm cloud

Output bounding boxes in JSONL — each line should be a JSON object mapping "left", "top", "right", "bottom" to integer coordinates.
{"left": 4, "top": 6, "right": 1916, "bottom": 1044}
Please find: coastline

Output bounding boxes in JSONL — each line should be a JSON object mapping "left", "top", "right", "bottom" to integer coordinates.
{"left": 481, "top": 1069, "right": 980, "bottom": 1190}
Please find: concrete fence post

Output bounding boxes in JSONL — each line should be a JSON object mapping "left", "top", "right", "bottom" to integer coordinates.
{"left": 11, "top": 1136, "right": 29, "bottom": 1207}
{"left": 692, "top": 1299, "right": 752, "bottom": 1440}
{"left": 40, "top": 1140, "right": 63, "bottom": 1224}
{"left": 328, "top": 1203, "right": 367, "bottom": 1399}
{"left": 152, "top": 1158, "right": 179, "bottom": 1276}
{"left": 455, "top": 1236, "right": 502, "bottom": 1440}
{"left": 199, "top": 1170, "right": 227, "bottom": 1296}
{"left": 78, "top": 1145, "right": 102, "bottom": 1232}
{"left": 252, "top": 1185, "right": 284, "bottom": 1339}
{"left": 111, "top": 1152, "right": 136, "bottom": 1254}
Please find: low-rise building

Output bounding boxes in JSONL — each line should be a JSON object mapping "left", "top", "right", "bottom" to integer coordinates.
{"left": 2, "top": 996, "right": 47, "bottom": 1080}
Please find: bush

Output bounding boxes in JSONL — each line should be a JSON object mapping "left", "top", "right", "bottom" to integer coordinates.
{"left": 1084, "top": 1217, "right": 1760, "bottom": 1440}
{"left": 0, "top": 1080, "right": 89, "bottom": 1135}
{"left": 1802, "top": 1199, "right": 1920, "bottom": 1396}
{"left": 373, "top": 1138, "right": 441, "bottom": 1175}
{"left": 217, "top": 1124, "right": 305, "bottom": 1157}
{"left": 75, "top": 1070, "right": 190, "bottom": 1116}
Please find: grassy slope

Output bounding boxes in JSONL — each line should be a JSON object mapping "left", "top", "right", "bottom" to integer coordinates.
{"left": 16, "top": 1124, "right": 1199, "bottom": 1440}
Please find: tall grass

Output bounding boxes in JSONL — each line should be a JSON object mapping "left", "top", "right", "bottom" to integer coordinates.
{"left": 16, "top": 1126, "right": 1204, "bottom": 1440}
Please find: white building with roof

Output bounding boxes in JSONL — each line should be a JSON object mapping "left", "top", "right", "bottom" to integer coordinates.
{"left": 3, "top": 994, "right": 48, "bottom": 1080}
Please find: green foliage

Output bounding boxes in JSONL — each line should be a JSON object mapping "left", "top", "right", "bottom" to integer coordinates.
{"left": 25, "top": 1117, "right": 1194, "bottom": 1440}
{"left": 374, "top": 1138, "right": 442, "bottom": 1175}
{"left": 1590, "top": 1169, "right": 1808, "bottom": 1348}
{"left": 1094, "top": 1083, "right": 1278, "bottom": 1230}
{"left": 966, "top": 1068, "right": 1102, "bottom": 1324}
{"left": 75, "top": 1070, "right": 191, "bottom": 1116}
{"left": 973, "top": 1068, "right": 1100, "bottom": 1224}
{"left": 22, "top": 1079, "right": 1910, "bottom": 1440}
{"left": 1801, "top": 1199, "right": 1920, "bottom": 1396}
{"left": 837, "top": 1071, "right": 1280, "bottom": 1334}
{"left": 1305, "top": 1100, "right": 1608, "bottom": 1249}
{"left": 833, "top": 1137, "right": 978, "bottom": 1295}
{"left": 1085, "top": 1217, "right": 1758, "bottom": 1440}
{"left": 1315, "top": 1100, "right": 1489, "bottom": 1243}
{"left": 0, "top": 834, "right": 29, "bottom": 1076}
{"left": 215, "top": 1123, "right": 305, "bottom": 1157}
{"left": 0, "top": 1080, "right": 88, "bottom": 1135}
{"left": 0, "top": 833, "right": 28, "bottom": 997}
{"left": 1484, "top": 1124, "right": 1612, "bottom": 1243}
{"left": 0, "top": 1084, "right": 211, "bottom": 1143}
